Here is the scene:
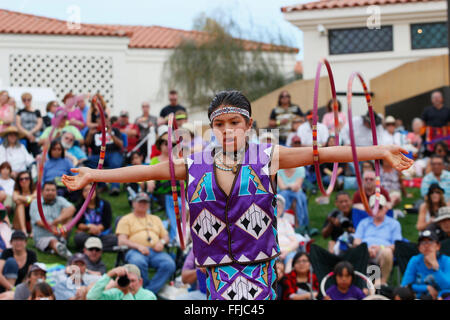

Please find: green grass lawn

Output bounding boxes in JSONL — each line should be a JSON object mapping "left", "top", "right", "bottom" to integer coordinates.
{"left": 26, "top": 187, "right": 423, "bottom": 278}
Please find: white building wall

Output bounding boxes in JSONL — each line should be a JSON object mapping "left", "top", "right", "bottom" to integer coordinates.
{"left": 0, "top": 33, "right": 297, "bottom": 124}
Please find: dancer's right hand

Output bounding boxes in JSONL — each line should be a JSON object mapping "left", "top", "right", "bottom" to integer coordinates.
{"left": 61, "top": 167, "right": 92, "bottom": 191}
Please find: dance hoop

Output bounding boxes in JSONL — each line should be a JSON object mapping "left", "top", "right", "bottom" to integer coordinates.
{"left": 320, "top": 270, "right": 376, "bottom": 298}
{"left": 36, "top": 95, "right": 107, "bottom": 235}
{"left": 312, "top": 58, "right": 341, "bottom": 196}
{"left": 167, "top": 113, "right": 186, "bottom": 250}
{"left": 347, "top": 72, "right": 381, "bottom": 216}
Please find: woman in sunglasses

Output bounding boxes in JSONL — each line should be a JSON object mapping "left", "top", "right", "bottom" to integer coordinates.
{"left": 74, "top": 183, "right": 116, "bottom": 252}
{"left": 417, "top": 183, "right": 450, "bottom": 231}
{"left": 268, "top": 90, "right": 304, "bottom": 146}
{"left": 12, "top": 171, "right": 36, "bottom": 237}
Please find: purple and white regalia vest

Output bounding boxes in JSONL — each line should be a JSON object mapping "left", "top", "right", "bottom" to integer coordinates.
{"left": 186, "top": 143, "right": 280, "bottom": 267}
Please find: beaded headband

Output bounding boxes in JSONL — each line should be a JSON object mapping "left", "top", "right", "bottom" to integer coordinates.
{"left": 209, "top": 106, "right": 250, "bottom": 123}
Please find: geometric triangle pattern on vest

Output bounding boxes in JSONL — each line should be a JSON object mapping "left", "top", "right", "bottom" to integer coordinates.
{"left": 235, "top": 203, "right": 272, "bottom": 240}
{"left": 191, "top": 208, "right": 226, "bottom": 245}
{"left": 220, "top": 275, "right": 264, "bottom": 300}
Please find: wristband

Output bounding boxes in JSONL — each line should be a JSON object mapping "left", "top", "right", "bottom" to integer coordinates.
{"left": 11, "top": 286, "right": 15, "bottom": 292}
{"left": 27, "top": 196, "right": 32, "bottom": 204}
{"left": 276, "top": 120, "right": 281, "bottom": 126}
{"left": 160, "top": 239, "right": 167, "bottom": 246}
{"left": 380, "top": 245, "right": 385, "bottom": 250}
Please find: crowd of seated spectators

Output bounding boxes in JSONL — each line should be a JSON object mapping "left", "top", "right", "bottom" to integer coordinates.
{"left": 0, "top": 87, "right": 449, "bottom": 301}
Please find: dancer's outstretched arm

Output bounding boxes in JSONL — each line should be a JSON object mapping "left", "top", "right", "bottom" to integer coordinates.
{"left": 62, "top": 158, "right": 186, "bottom": 191}
{"left": 273, "top": 144, "right": 413, "bottom": 173}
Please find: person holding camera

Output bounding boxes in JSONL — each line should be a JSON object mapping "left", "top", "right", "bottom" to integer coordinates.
{"left": 87, "top": 264, "right": 156, "bottom": 300}
{"left": 115, "top": 192, "right": 175, "bottom": 295}
{"left": 321, "top": 192, "right": 356, "bottom": 253}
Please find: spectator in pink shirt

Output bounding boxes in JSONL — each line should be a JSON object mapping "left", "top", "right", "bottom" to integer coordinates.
{"left": 321, "top": 99, "right": 346, "bottom": 135}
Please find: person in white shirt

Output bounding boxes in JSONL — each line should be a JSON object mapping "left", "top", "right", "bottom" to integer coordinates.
{"left": 382, "top": 116, "right": 402, "bottom": 146}
{"left": 0, "top": 162, "right": 15, "bottom": 197}
{"left": 297, "top": 110, "right": 329, "bottom": 147}
{"left": 341, "top": 112, "right": 384, "bottom": 146}
{"left": 0, "top": 127, "right": 35, "bottom": 179}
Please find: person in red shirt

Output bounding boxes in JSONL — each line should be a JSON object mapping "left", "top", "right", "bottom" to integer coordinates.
{"left": 353, "top": 170, "right": 391, "bottom": 211}
{"left": 281, "top": 252, "right": 319, "bottom": 300}
{"left": 113, "top": 111, "right": 140, "bottom": 153}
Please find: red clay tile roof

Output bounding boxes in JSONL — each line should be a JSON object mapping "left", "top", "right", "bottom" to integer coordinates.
{"left": 0, "top": 9, "right": 298, "bottom": 53}
{"left": 281, "top": 0, "right": 443, "bottom": 12}
{"left": 0, "top": 9, "right": 128, "bottom": 37}
{"left": 99, "top": 24, "right": 299, "bottom": 52}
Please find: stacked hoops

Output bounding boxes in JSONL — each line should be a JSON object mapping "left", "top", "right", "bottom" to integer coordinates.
{"left": 312, "top": 58, "right": 340, "bottom": 196}
{"left": 36, "top": 95, "right": 107, "bottom": 234}
{"left": 167, "top": 113, "right": 187, "bottom": 250}
{"left": 347, "top": 72, "right": 381, "bottom": 216}
{"left": 312, "top": 59, "right": 381, "bottom": 216}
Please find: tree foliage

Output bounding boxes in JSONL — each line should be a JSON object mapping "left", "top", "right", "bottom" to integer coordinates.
{"left": 166, "top": 14, "right": 291, "bottom": 110}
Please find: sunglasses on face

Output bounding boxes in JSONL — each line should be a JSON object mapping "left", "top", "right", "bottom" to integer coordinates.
{"left": 161, "top": 140, "right": 176, "bottom": 147}
{"left": 364, "top": 178, "right": 375, "bottom": 181}
{"left": 281, "top": 95, "right": 290, "bottom": 98}
{"left": 19, "top": 176, "right": 30, "bottom": 181}
{"left": 87, "top": 248, "right": 101, "bottom": 252}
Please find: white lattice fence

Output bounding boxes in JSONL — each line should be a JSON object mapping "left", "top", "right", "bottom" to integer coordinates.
{"left": 9, "top": 54, "right": 114, "bottom": 107}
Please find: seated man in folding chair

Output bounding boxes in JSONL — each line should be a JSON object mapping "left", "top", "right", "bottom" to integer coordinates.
{"left": 353, "top": 194, "right": 403, "bottom": 287}
{"left": 115, "top": 192, "right": 175, "bottom": 296}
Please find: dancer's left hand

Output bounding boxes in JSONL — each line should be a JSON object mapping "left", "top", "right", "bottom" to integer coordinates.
{"left": 383, "top": 145, "right": 414, "bottom": 171}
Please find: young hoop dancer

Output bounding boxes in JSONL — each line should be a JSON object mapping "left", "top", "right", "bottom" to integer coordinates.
{"left": 62, "top": 91, "right": 413, "bottom": 300}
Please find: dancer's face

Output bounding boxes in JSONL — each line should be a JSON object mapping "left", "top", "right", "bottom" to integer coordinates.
{"left": 211, "top": 112, "right": 252, "bottom": 152}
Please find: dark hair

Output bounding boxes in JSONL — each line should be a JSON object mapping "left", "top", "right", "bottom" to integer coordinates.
{"left": 46, "top": 100, "right": 58, "bottom": 113}
{"left": 426, "top": 183, "right": 446, "bottom": 217}
{"left": 31, "top": 282, "right": 55, "bottom": 300}
{"left": 361, "top": 161, "right": 375, "bottom": 172}
{"left": 325, "top": 135, "right": 336, "bottom": 147}
{"left": 430, "top": 154, "right": 444, "bottom": 162}
{"left": 90, "top": 93, "right": 107, "bottom": 111}
{"left": 43, "top": 180, "right": 57, "bottom": 189}
{"left": 208, "top": 90, "right": 252, "bottom": 123}
{"left": 434, "top": 141, "right": 448, "bottom": 155}
{"left": 393, "top": 286, "right": 415, "bottom": 300}
{"left": 77, "top": 183, "right": 100, "bottom": 208}
{"left": 14, "top": 171, "right": 35, "bottom": 193}
{"left": 169, "top": 90, "right": 178, "bottom": 95}
{"left": 0, "top": 161, "right": 12, "bottom": 173}
{"left": 277, "top": 90, "right": 291, "bottom": 107}
{"left": 62, "top": 92, "right": 74, "bottom": 104}
{"left": 335, "top": 191, "right": 351, "bottom": 201}
{"left": 334, "top": 261, "right": 355, "bottom": 282}
{"left": 291, "top": 252, "right": 310, "bottom": 269}
{"left": 48, "top": 140, "right": 65, "bottom": 159}
{"left": 326, "top": 99, "right": 342, "bottom": 112}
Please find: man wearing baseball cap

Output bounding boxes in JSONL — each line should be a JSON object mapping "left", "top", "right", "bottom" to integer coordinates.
{"left": 52, "top": 252, "right": 100, "bottom": 300}
{"left": 401, "top": 229, "right": 450, "bottom": 299}
{"left": 14, "top": 262, "right": 47, "bottom": 300}
{"left": 87, "top": 263, "right": 156, "bottom": 300}
{"left": 115, "top": 192, "right": 175, "bottom": 295}
{"left": 83, "top": 237, "right": 106, "bottom": 275}
{"left": 353, "top": 194, "right": 402, "bottom": 286}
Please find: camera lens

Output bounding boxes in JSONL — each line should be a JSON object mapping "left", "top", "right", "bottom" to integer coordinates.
{"left": 117, "top": 275, "right": 130, "bottom": 287}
